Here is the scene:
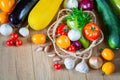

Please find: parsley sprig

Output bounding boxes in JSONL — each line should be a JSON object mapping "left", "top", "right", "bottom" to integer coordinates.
{"left": 65, "top": 8, "right": 91, "bottom": 30}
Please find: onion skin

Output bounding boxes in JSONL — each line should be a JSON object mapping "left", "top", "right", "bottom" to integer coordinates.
{"left": 78, "top": 0, "right": 94, "bottom": 11}
{"left": 89, "top": 56, "right": 103, "bottom": 69}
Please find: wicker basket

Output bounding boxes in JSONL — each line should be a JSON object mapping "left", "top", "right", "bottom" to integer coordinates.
{"left": 47, "top": 9, "right": 104, "bottom": 59}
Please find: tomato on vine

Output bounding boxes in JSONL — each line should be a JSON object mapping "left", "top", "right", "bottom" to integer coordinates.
{"left": 10, "top": 33, "right": 19, "bottom": 40}
{"left": 15, "top": 39, "right": 23, "bottom": 46}
{"left": 6, "top": 39, "right": 14, "bottom": 46}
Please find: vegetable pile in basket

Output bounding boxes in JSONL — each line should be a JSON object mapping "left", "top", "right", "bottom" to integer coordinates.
{"left": 55, "top": 8, "right": 101, "bottom": 52}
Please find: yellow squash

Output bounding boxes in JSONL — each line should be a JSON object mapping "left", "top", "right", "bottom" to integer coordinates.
{"left": 28, "top": 0, "right": 63, "bottom": 30}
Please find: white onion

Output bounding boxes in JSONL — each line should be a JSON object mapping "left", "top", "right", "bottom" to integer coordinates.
{"left": 64, "top": 0, "right": 78, "bottom": 9}
{"left": 68, "top": 29, "right": 81, "bottom": 41}
{"left": 19, "top": 27, "right": 29, "bottom": 37}
{"left": 0, "top": 24, "right": 13, "bottom": 36}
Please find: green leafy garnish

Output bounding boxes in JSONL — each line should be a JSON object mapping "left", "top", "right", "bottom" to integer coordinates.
{"left": 65, "top": 8, "right": 91, "bottom": 30}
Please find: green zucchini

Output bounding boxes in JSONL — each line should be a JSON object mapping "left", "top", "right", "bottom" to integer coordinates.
{"left": 95, "top": 0, "right": 120, "bottom": 49}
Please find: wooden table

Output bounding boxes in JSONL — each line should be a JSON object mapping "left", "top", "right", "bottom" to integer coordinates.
{"left": 0, "top": 23, "right": 120, "bottom": 80}
{"left": 0, "top": 3, "right": 120, "bottom": 80}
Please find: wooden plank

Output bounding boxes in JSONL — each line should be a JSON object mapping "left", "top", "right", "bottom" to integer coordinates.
{"left": 14, "top": 37, "right": 35, "bottom": 80}
{"left": 30, "top": 29, "right": 70, "bottom": 80}
{"left": 30, "top": 29, "right": 54, "bottom": 80}
{"left": 0, "top": 35, "right": 35, "bottom": 80}
{"left": 86, "top": 70, "right": 103, "bottom": 80}
{"left": 0, "top": 36, "right": 17, "bottom": 80}
{"left": 68, "top": 70, "right": 86, "bottom": 80}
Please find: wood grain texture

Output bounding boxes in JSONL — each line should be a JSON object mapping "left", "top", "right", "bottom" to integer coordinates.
{"left": 0, "top": 1, "right": 120, "bottom": 80}
{"left": 0, "top": 29, "right": 120, "bottom": 80}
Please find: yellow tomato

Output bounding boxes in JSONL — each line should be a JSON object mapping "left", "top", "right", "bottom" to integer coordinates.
{"left": 101, "top": 48, "right": 114, "bottom": 61}
{"left": 32, "top": 34, "right": 46, "bottom": 44}
{"left": 0, "top": 12, "right": 8, "bottom": 24}
{"left": 56, "top": 35, "right": 71, "bottom": 49}
{"left": 0, "top": 0, "right": 15, "bottom": 12}
{"left": 102, "top": 62, "right": 115, "bottom": 75}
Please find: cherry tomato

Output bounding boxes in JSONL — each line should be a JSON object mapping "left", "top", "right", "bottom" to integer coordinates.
{"left": 0, "top": 0, "right": 15, "bottom": 12}
{"left": 15, "top": 39, "right": 23, "bottom": 46}
{"left": 10, "top": 33, "right": 19, "bottom": 40}
{"left": 101, "top": 48, "right": 114, "bottom": 61}
{"left": 102, "top": 62, "right": 115, "bottom": 75}
{"left": 0, "top": 12, "right": 8, "bottom": 24}
{"left": 32, "top": 34, "right": 46, "bottom": 44}
{"left": 56, "top": 24, "right": 69, "bottom": 36}
{"left": 83, "top": 22, "right": 101, "bottom": 41}
{"left": 68, "top": 45, "right": 76, "bottom": 52}
{"left": 56, "top": 35, "right": 71, "bottom": 49}
{"left": 54, "top": 63, "right": 62, "bottom": 70}
{"left": 6, "top": 39, "right": 14, "bottom": 46}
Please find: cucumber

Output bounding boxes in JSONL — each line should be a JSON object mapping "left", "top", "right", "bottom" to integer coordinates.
{"left": 109, "top": 0, "right": 120, "bottom": 17}
{"left": 9, "top": 0, "right": 38, "bottom": 28}
{"left": 95, "top": 0, "right": 120, "bottom": 49}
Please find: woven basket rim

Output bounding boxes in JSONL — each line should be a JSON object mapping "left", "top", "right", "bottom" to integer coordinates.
{"left": 47, "top": 9, "right": 104, "bottom": 59}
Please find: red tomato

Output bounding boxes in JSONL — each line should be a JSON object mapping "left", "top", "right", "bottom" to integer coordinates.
{"left": 68, "top": 45, "right": 76, "bottom": 52}
{"left": 54, "top": 63, "right": 62, "bottom": 70}
{"left": 15, "top": 39, "right": 23, "bottom": 46}
{"left": 83, "top": 23, "right": 101, "bottom": 41}
{"left": 10, "top": 33, "right": 19, "bottom": 40}
{"left": 56, "top": 24, "right": 69, "bottom": 35}
{"left": 6, "top": 39, "right": 14, "bottom": 46}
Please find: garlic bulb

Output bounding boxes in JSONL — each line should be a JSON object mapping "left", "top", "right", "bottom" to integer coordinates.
{"left": 0, "top": 24, "right": 13, "bottom": 36}
{"left": 19, "top": 27, "right": 29, "bottom": 37}
{"left": 63, "top": 0, "right": 78, "bottom": 9}
{"left": 64, "top": 58, "right": 75, "bottom": 70}
{"left": 75, "top": 59, "right": 89, "bottom": 73}
{"left": 89, "top": 56, "right": 103, "bottom": 69}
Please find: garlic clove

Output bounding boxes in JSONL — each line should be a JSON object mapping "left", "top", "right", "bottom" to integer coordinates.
{"left": 53, "top": 57, "right": 61, "bottom": 62}
{"left": 44, "top": 45, "right": 51, "bottom": 52}
{"left": 19, "top": 27, "right": 29, "bottom": 37}
{"left": 75, "top": 59, "right": 89, "bottom": 73}
{"left": 64, "top": 58, "right": 75, "bottom": 70}
{"left": 47, "top": 53, "right": 56, "bottom": 58}
{"left": 35, "top": 47, "right": 43, "bottom": 53}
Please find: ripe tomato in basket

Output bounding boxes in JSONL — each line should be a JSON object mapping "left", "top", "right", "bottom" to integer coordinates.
{"left": 83, "top": 22, "right": 101, "bottom": 41}
{"left": 56, "top": 24, "right": 69, "bottom": 36}
{"left": 68, "top": 45, "right": 76, "bottom": 52}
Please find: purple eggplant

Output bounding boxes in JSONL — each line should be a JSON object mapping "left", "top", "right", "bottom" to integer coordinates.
{"left": 9, "top": 0, "right": 38, "bottom": 28}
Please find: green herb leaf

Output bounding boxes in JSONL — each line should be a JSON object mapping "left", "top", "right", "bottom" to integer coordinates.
{"left": 65, "top": 8, "right": 92, "bottom": 30}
